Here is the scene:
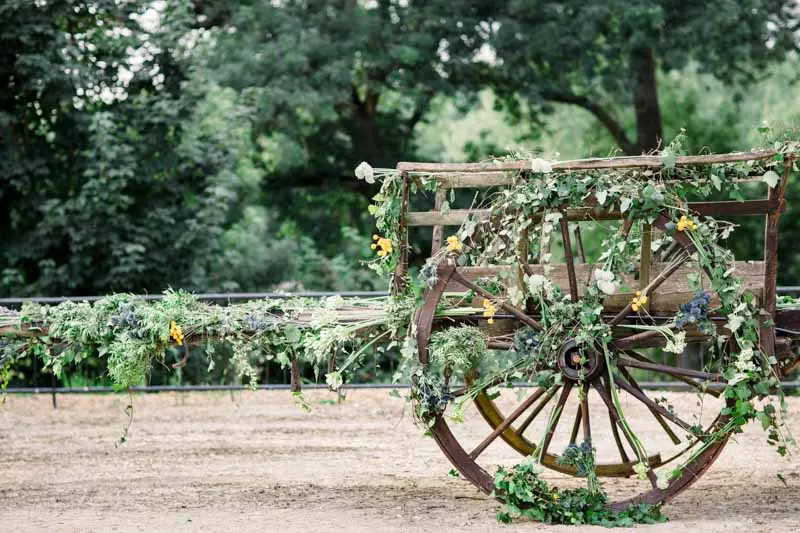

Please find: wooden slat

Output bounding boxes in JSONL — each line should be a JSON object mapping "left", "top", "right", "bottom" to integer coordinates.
{"left": 430, "top": 189, "right": 447, "bottom": 255}
{"left": 406, "top": 200, "right": 777, "bottom": 227}
{"left": 560, "top": 218, "right": 579, "bottom": 302}
{"left": 407, "top": 209, "right": 491, "bottom": 227}
{"left": 433, "top": 174, "right": 767, "bottom": 189}
{"left": 444, "top": 261, "right": 765, "bottom": 311}
{"left": 406, "top": 208, "right": 622, "bottom": 227}
{"left": 691, "top": 199, "right": 779, "bottom": 217}
{"left": 397, "top": 149, "right": 777, "bottom": 173}
{"left": 431, "top": 172, "right": 514, "bottom": 188}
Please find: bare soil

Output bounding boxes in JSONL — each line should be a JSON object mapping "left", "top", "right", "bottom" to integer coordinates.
{"left": 1, "top": 390, "right": 799, "bottom": 533}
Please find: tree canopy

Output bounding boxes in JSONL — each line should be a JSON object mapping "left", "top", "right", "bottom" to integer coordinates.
{"left": 486, "top": 0, "right": 800, "bottom": 153}
{"left": 1, "top": 0, "right": 800, "bottom": 298}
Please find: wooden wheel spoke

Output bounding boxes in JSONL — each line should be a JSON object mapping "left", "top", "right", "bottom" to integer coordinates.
{"left": 450, "top": 270, "right": 543, "bottom": 331}
{"left": 450, "top": 375, "right": 504, "bottom": 398}
{"left": 618, "top": 356, "right": 723, "bottom": 382}
{"left": 594, "top": 375, "right": 660, "bottom": 490}
{"left": 517, "top": 386, "right": 560, "bottom": 435}
{"left": 617, "top": 366, "right": 682, "bottom": 445}
{"left": 615, "top": 375, "right": 695, "bottom": 434}
{"left": 469, "top": 387, "right": 547, "bottom": 459}
{"left": 646, "top": 467, "right": 659, "bottom": 489}
{"left": 487, "top": 340, "right": 513, "bottom": 350}
{"left": 580, "top": 390, "right": 591, "bottom": 443}
{"left": 612, "top": 330, "right": 663, "bottom": 350}
{"left": 569, "top": 407, "right": 582, "bottom": 445}
{"left": 539, "top": 382, "right": 573, "bottom": 457}
{"left": 592, "top": 377, "right": 637, "bottom": 460}
{"left": 623, "top": 351, "right": 723, "bottom": 397}
{"left": 559, "top": 217, "right": 579, "bottom": 302}
{"left": 600, "top": 376, "right": 630, "bottom": 462}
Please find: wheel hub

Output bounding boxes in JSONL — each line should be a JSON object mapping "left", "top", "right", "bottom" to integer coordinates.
{"left": 557, "top": 339, "right": 604, "bottom": 382}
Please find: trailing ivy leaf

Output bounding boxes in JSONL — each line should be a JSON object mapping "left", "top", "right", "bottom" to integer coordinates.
{"left": 284, "top": 324, "right": 301, "bottom": 344}
{"left": 762, "top": 170, "right": 780, "bottom": 188}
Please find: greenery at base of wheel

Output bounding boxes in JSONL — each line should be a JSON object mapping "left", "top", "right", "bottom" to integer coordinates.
{"left": 494, "top": 451, "right": 667, "bottom": 527}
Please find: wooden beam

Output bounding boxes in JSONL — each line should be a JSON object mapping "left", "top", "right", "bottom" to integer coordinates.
{"left": 397, "top": 149, "right": 777, "bottom": 173}
{"left": 405, "top": 200, "right": 778, "bottom": 227}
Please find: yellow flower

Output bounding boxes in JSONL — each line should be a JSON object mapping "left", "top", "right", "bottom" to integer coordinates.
{"left": 446, "top": 235, "right": 462, "bottom": 252}
{"left": 169, "top": 320, "right": 184, "bottom": 346}
{"left": 630, "top": 292, "right": 649, "bottom": 313}
{"left": 372, "top": 235, "right": 393, "bottom": 258}
{"left": 482, "top": 298, "right": 497, "bottom": 324}
{"left": 676, "top": 215, "right": 698, "bottom": 232}
{"left": 552, "top": 493, "right": 559, "bottom": 502}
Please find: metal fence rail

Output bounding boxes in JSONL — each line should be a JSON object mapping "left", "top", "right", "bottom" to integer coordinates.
{"left": 4, "top": 381, "right": 800, "bottom": 395}
{"left": 0, "top": 291, "right": 388, "bottom": 309}
{"left": 2, "top": 285, "right": 800, "bottom": 309}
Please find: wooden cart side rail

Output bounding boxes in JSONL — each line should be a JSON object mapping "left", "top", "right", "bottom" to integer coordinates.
{"left": 425, "top": 172, "right": 767, "bottom": 189}
{"left": 397, "top": 149, "right": 777, "bottom": 173}
{"left": 443, "top": 260, "right": 764, "bottom": 299}
{"left": 406, "top": 199, "right": 781, "bottom": 227}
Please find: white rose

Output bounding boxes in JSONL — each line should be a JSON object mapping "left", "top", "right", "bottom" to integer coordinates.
{"left": 354, "top": 161, "right": 375, "bottom": 184}
{"left": 596, "top": 280, "right": 617, "bottom": 295}
{"left": 594, "top": 269, "right": 614, "bottom": 282}
{"left": 593, "top": 269, "right": 617, "bottom": 295}
{"left": 526, "top": 274, "right": 547, "bottom": 294}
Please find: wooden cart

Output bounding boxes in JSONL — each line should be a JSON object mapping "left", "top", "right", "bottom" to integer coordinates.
{"left": 393, "top": 149, "right": 799, "bottom": 508}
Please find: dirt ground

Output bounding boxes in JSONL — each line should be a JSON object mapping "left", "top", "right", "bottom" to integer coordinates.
{"left": 1, "top": 389, "right": 799, "bottom": 533}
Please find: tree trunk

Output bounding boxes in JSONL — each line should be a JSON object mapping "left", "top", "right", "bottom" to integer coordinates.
{"left": 352, "top": 86, "right": 382, "bottom": 165}
{"left": 631, "top": 46, "right": 663, "bottom": 154}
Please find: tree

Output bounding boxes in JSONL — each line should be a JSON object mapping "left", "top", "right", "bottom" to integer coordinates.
{"left": 203, "top": 0, "right": 490, "bottom": 189}
{"left": 485, "top": 0, "right": 800, "bottom": 154}
{"left": 0, "top": 2, "right": 263, "bottom": 295}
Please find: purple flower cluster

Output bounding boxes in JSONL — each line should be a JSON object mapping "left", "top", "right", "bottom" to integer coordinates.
{"left": 109, "top": 304, "right": 138, "bottom": 328}
{"left": 514, "top": 327, "right": 540, "bottom": 355}
{"left": 675, "top": 290, "right": 712, "bottom": 329}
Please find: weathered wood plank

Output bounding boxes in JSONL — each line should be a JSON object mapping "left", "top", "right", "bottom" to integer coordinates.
{"left": 407, "top": 209, "right": 491, "bottom": 227}
{"left": 430, "top": 189, "right": 447, "bottom": 255}
{"left": 397, "top": 149, "right": 777, "bottom": 173}
{"left": 406, "top": 200, "right": 777, "bottom": 227}
{"left": 444, "top": 261, "right": 765, "bottom": 312}
{"left": 406, "top": 208, "right": 623, "bottom": 227}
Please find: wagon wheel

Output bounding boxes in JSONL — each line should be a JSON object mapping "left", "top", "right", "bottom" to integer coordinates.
{"left": 415, "top": 211, "right": 733, "bottom": 508}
